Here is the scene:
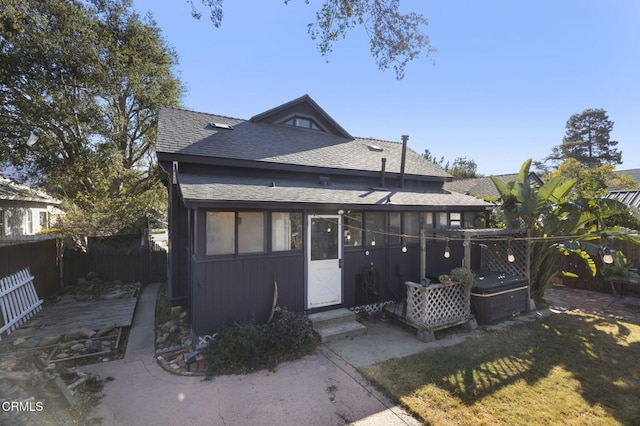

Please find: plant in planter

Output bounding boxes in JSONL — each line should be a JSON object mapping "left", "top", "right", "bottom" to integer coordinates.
{"left": 449, "top": 267, "right": 476, "bottom": 291}
{"left": 438, "top": 274, "right": 452, "bottom": 285}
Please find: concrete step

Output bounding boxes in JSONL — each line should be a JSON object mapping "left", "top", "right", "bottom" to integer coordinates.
{"left": 314, "top": 321, "right": 367, "bottom": 343}
{"left": 308, "top": 308, "right": 356, "bottom": 329}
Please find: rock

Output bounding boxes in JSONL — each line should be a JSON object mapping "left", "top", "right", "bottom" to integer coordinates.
{"left": 163, "top": 320, "right": 177, "bottom": 330}
{"left": 39, "top": 335, "right": 62, "bottom": 347}
{"left": 156, "top": 333, "right": 169, "bottom": 345}
{"left": 77, "top": 277, "right": 89, "bottom": 286}
{"left": 91, "top": 277, "right": 102, "bottom": 284}
{"left": 169, "top": 325, "right": 179, "bottom": 334}
{"left": 13, "top": 337, "right": 26, "bottom": 347}
{"left": 113, "top": 280, "right": 123, "bottom": 286}
{"left": 79, "top": 327, "right": 97, "bottom": 338}
{"left": 63, "top": 330, "right": 83, "bottom": 342}
{"left": 171, "top": 306, "right": 182, "bottom": 314}
{"left": 70, "top": 343, "right": 85, "bottom": 352}
{"left": 179, "top": 311, "right": 188, "bottom": 319}
{"left": 96, "top": 324, "right": 116, "bottom": 337}
{"left": 86, "top": 342, "right": 103, "bottom": 353}
{"left": 86, "top": 272, "right": 100, "bottom": 280}
{"left": 56, "top": 352, "right": 70, "bottom": 360}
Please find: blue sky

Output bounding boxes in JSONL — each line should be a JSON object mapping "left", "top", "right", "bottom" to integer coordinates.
{"left": 134, "top": 0, "right": 640, "bottom": 176}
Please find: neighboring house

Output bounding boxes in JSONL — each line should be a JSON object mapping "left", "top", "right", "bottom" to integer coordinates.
{"left": 444, "top": 172, "right": 544, "bottom": 200}
{"left": 156, "top": 95, "right": 491, "bottom": 335}
{"left": 616, "top": 168, "right": 640, "bottom": 184}
{"left": 0, "top": 177, "right": 62, "bottom": 237}
{"left": 609, "top": 169, "right": 640, "bottom": 208}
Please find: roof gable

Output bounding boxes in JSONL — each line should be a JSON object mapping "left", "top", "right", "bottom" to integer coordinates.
{"left": 0, "top": 177, "right": 60, "bottom": 204}
{"left": 250, "top": 94, "right": 352, "bottom": 139}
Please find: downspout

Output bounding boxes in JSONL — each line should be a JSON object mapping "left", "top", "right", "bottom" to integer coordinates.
{"left": 380, "top": 158, "right": 387, "bottom": 188}
{"left": 400, "top": 135, "right": 408, "bottom": 188}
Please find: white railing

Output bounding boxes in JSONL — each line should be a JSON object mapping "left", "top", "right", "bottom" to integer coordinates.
{"left": 0, "top": 268, "right": 43, "bottom": 340}
{"left": 405, "top": 281, "right": 470, "bottom": 329}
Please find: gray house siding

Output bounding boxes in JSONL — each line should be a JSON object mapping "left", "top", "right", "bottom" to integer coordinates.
{"left": 190, "top": 253, "right": 305, "bottom": 335}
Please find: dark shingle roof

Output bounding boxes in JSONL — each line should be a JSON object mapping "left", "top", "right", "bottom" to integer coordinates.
{"left": 156, "top": 107, "right": 450, "bottom": 178}
{"left": 616, "top": 169, "right": 640, "bottom": 183}
{"left": 444, "top": 172, "right": 543, "bottom": 199}
{"left": 178, "top": 172, "right": 489, "bottom": 207}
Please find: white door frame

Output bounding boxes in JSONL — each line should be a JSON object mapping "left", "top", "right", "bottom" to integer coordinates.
{"left": 306, "top": 214, "right": 342, "bottom": 309}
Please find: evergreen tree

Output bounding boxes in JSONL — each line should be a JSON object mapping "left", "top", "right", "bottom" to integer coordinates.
{"left": 541, "top": 108, "right": 622, "bottom": 169}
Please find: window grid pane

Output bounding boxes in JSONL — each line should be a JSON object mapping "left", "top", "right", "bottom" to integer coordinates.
{"left": 238, "top": 212, "right": 265, "bottom": 254}
{"left": 389, "top": 212, "right": 401, "bottom": 244}
{"left": 206, "top": 212, "right": 235, "bottom": 255}
{"left": 366, "top": 212, "right": 386, "bottom": 247}
{"left": 272, "top": 212, "right": 302, "bottom": 251}
{"left": 344, "top": 212, "right": 362, "bottom": 247}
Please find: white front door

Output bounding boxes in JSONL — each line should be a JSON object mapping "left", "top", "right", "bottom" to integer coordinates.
{"left": 307, "top": 215, "right": 342, "bottom": 309}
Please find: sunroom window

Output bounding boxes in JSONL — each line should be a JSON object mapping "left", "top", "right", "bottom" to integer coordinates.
{"left": 272, "top": 212, "right": 302, "bottom": 251}
{"left": 206, "top": 212, "right": 235, "bottom": 255}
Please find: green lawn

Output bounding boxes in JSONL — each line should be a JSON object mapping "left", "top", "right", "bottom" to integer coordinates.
{"left": 362, "top": 313, "right": 640, "bottom": 425}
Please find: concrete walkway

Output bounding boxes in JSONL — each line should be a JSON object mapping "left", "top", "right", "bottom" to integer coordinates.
{"left": 84, "top": 284, "right": 422, "bottom": 426}
{"left": 83, "top": 283, "right": 640, "bottom": 425}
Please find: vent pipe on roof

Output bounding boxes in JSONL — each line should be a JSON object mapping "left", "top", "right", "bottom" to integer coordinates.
{"left": 400, "top": 135, "right": 409, "bottom": 188}
{"left": 380, "top": 158, "right": 387, "bottom": 188}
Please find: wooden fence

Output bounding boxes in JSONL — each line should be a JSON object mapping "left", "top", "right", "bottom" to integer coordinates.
{"left": 555, "top": 239, "right": 640, "bottom": 293}
{"left": 0, "top": 268, "right": 43, "bottom": 340}
{"left": 63, "top": 235, "right": 167, "bottom": 285}
{"left": 0, "top": 238, "right": 61, "bottom": 299}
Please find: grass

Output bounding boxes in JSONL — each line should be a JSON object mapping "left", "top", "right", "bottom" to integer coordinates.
{"left": 362, "top": 312, "right": 640, "bottom": 425}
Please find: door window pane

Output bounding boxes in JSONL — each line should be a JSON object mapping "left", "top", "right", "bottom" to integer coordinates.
{"left": 206, "top": 212, "right": 235, "bottom": 255}
{"left": 272, "top": 212, "right": 302, "bottom": 251}
{"left": 344, "top": 212, "right": 362, "bottom": 247}
{"left": 366, "top": 212, "right": 386, "bottom": 247}
{"left": 310, "top": 217, "right": 338, "bottom": 260}
{"left": 238, "top": 212, "right": 265, "bottom": 254}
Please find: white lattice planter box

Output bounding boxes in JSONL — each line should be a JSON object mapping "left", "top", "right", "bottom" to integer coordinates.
{"left": 405, "top": 281, "right": 471, "bottom": 330}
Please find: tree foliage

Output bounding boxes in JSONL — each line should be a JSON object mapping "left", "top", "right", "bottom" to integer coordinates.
{"left": 538, "top": 108, "right": 622, "bottom": 171}
{"left": 491, "top": 159, "right": 639, "bottom": 297}
{"left": 0, "top": 0, "right": 182, "bottom": 237}
{"left": 546, "top": 158, "right": 638, "bottom": 199}
{"left": 449, "top": 157, "right": 480, "bottom": 179}
{"left": 188, "top": 0, "right": 434, "bottom": 79}
{"left": 422, "top": 150, "right": 481, "bottom": 178}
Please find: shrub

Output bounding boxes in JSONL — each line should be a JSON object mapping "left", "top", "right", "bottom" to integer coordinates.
{"left": 205, "top": 309, "right": 318, "bottom": 378}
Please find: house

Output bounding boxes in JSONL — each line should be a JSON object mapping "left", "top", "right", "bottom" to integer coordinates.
{"left": 0, "top": 177, "right": 62, "bottom": 238}
{"left": 156, "top": 95, "right": 491, "bottom": 335}
{"left": 444, "top": 172, "right": 544, "bottom": 200}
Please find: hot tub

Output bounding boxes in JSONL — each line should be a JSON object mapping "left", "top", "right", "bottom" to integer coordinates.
{"left": 471, "top": 271, "right": 528, "bottom": 324}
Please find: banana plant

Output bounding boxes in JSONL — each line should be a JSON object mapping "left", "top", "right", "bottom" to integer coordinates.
{"left": 491, "top": 159, "right": 640, "bottom": 296}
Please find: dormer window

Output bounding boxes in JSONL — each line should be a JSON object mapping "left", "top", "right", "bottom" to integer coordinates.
{"left": 283, "top": 116, "right": 322, "bottom": 131}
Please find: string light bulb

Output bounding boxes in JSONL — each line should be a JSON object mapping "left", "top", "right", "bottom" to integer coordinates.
{"left": 401, "top": 235, "right": 407, "bottom": 253}
{"left": 602, "top": 247, "right": 614, "bottom": 264}
{"left": 371, "top": 237, "right": 376, "bottom": 247}
{"left": 444, "top": 239, "right": 450, "bottom": 258}
{"left": 507, "top": 239, "right": 516, "bottom": 263}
